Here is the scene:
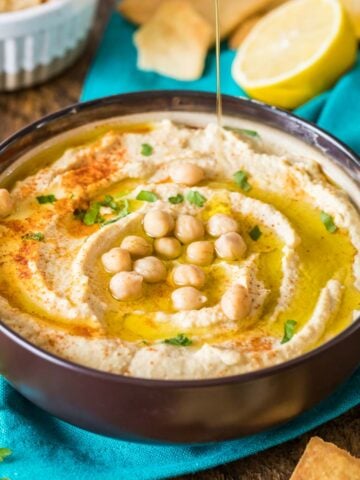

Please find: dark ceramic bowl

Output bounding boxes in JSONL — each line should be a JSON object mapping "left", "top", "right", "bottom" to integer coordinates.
{"left": 0, "top": 91, "right": 359, "bottom": 444}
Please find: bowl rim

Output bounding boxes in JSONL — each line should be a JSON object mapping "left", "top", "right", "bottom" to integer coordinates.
{"left": 0, "top": 89, "right": 359, "bottom": 388}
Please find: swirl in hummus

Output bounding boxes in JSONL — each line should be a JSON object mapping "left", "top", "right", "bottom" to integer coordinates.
{"left": 0, "top": 120, "right": 359, "bottom": 379}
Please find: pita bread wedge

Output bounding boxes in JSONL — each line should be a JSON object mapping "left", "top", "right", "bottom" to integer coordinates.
{"left": 290, "top": 436, "right": 360, "bottom": 480}
{"left": 119, "top": 0, "right": 275, "bottom": 40}
{"left": 118, "top": 0, "right": 163, "bottom": 25}
{"left": 134, "top": 0, "right": 212, "bottom": 81}
{"left": 191, "top": 0, "right": 274, "bottom": 39}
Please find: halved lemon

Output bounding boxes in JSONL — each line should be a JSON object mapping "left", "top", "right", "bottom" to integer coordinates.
{"left": 232, "top": 0, "right": 357, "bottom": 109}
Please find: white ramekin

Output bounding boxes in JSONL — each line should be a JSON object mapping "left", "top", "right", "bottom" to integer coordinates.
{"left": 0, "top": 0, "right": 99, "bottom": 91}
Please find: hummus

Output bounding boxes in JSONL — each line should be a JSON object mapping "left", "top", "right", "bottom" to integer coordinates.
{"left": 0, "top": 1, "right": 48, "bottom": 12}
{"left": 0, "top": 119, "right": 359, "bottom": 379}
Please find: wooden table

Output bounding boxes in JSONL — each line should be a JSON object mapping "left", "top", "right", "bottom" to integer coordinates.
{"left": 1, "top": 1, "right": 359, "bottom": 478}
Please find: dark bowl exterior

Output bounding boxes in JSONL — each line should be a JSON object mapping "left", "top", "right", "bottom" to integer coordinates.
{"left": 0, "top": 91, "right": 359, "bottom": 443}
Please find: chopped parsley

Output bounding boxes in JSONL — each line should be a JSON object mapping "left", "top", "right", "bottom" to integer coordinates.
{"left": 74, "top": 195, "right": 129, "bottom": 226}
{"left": 102, "top": 200, "right": 130, "bottom": 226}
{"left": 36, "top": 194, "right": 57, "bottom": 204}
{"left": 233, "top": 170, "right": 252, "bottom": 192}
{"left": 101, "top": 194, "right": 120, "bottom": 212}
{"left": 136, "top": 190, "right": 158, "bottom": 202}
{"left": 249, "top": 225, "right": 262, "bottom": 241}
{"left": 281, "top": 320, "right": 297, "bottom": 344}
{"left": 225, "top": 126, "right": 260, "bottom": 138}
{"left": 168, "top": 193, "right": 184, "bottom": 204}
{"left": 164, "top": 333, "right": 192, "bottom": 347}
{"left": 22, "top": 232, "right": 44, "bottom": 242}
{"left": 0, "top": 448, "right": 12, "bottom": 463}
{"left": 320, "top": 211, "right": 337, "bottom": 233}
{"left": 186, "top": 190, "right": 206, "bottom": 207}
{"left": 141, "top": 143, "right": 153, "bottom": 156}
{"left": 83, "top": 202, "right": 104, "bottom": 226}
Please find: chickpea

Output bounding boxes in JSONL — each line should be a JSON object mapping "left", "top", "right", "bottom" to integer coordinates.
{"left": 221, "top": 284, "right": 250, "bottom": 321}
{"left": 143, "top": 210, "right": 174, "bottom": 238}
{"left": 101, "top": 248, "right": 132, "bottom": 274}
{"left": 0, "top": 189, "right": 14, "bottom": 218}
{"left": 186, "top": 241, "right": 214, "bottom": 266}
{"left": 174, "top": 214, "right": 204, "bottom": 244}
{"left": 207, "top": 213, "right": 239, "bottom": 237}
{"left": 109, "top": 272, "right": 143, "bottom": 301}
{"left": 154, "top": 237, "right": 182, "bottom": 259}
{"left": 172, "top": 286, "right": 207, "bottom": 311}
{"left": 172, "top": 264, "right": 205, "bottom": 289}
{"left": 121, "top": 235, "right": 153, "bottom": 258}
{"left": 134, "top": 256, "right": 167, "bottom": 283}
{"left": 215, "top": 232, "right": 246, "bottom": 260}
{"left": 170, "top": 162, "right": 205, "bottom": 186}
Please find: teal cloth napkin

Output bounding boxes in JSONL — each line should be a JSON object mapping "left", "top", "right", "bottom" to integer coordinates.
{"left": 1, "top": 10, "right": 360, "bottom": 480}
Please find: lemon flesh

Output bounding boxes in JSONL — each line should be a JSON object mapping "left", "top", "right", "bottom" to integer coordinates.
{"left": 232, "top": 0, "right": 357, "bottom": 109}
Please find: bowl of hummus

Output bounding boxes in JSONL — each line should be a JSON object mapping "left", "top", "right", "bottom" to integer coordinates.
{"left": 0, "top": 91, "right": 359, "bottom": 442}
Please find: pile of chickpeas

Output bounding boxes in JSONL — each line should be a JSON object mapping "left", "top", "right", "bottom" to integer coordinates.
{"left": 101, "top": 163, "right": 251, "bottom": 321}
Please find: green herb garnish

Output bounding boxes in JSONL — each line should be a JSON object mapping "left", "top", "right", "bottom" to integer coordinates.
{"left": 249, "top": 225, "right": 262, "bottom": 241}
{"left": 141, "top": 143, "right": 153, "bottom": 156}
{"left": 83, "top": 202, "right": 104, "bottom": 226}
{"left": 136, "top": 190, "right": 158, "bottom": 202}
{"left": 0, "top": 448, "right": 12, "bottom": 463}
{"left": 22, "top": 232, "right": 44, "bottom": 242}
{"left": 36, "top": 194, "right": 57, "bottom": 204}
{"left": 186, "top": 190, "right": 206, "bottom": 207}
{"left": 102, "top": 200, "right": 130, "bottom": 226}
{"left": 281, "top": 320, "right": 297, "bottom": 344}
{"left": 234, "top": 170, "right": 252, "bottom": 192}
{"left": 168, "top": 193, "right": 184, "bottom": 205}
{"left": 74, "top": 196, "right": 129, "bottom": 226}
{"left": 225, "top": 126, "right": 260, "bottom": 138}
{"left": 101, "top": 195, "right": 120, "bottom": 212}
{"left": 320, "top": 211, "right": 337, "bottom": 233}
{"left": 164, "top": 333, "right": 193, "bottom": 347}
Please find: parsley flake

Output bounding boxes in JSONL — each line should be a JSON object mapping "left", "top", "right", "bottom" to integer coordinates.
{"left": 0, "top": 448, "right": 12, "bottom": 463}
{"left": 141, "top": 143, "right": 153, "bottom": 156}
{"left": 164, "top": 333, "right": 193, "bottom": 347}
{"left": 234, "top": 170, "right": 252, "bottom": 192}
{"left": 249, "top": 225, "right": 262, "bottom": 241}
{"left": 36, "top": 194, "right": 57, "bottom": 204}
{"left": 136, "top": 190, "right": 158, "bottom": 202}
{"left": 168, "top": 193, "right": 184, "bottom": 205}
{"left": 22, "top": 232, "right": 44, "bottom": 242}
{"left": 320, "top": 211, "right": 338, "bottom": 233}
{"left": 101, "top": 195, "right": 120, "bottom": 212}
{"left": 102, "top": 200, "right": 130, "bottom": 226}
{"left": 225, "top": 126, "right": 260, "bottom": 138}
{"left": 281, "top": 320, "right": 297, "bottom": 344}
{"left": 186, "top": 190, "right": 206, "bottom": 207}
{"left": 83, "top": 202, "right": 104, "bottom": 226}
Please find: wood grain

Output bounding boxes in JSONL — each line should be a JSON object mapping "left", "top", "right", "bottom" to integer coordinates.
{"left": 0, "top": 1, "right": 359, "bottom": 478}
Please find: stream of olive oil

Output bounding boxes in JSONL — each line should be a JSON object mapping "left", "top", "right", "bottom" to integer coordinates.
{"left": 214, "top": 0, "right": 223, "bottom": 128}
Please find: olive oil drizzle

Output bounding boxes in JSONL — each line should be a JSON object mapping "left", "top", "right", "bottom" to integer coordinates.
{"left": 214, "top": 0, "right": 222, "bottom": 128}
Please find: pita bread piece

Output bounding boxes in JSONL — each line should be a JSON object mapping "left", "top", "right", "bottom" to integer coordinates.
{"left": 290, "top": 436, "right": 360, "bottom": 480}
{"left": 118, "top": 0, "right": 164, "bottom": 25}
{"left": 134, "top": 0, "right": 212, "bottom": 81}
{"left": 192, "top": 0, "right": 275, "bottom": 39}
{"left": 119, "top": 0, "right": 277, "bottom": 41}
